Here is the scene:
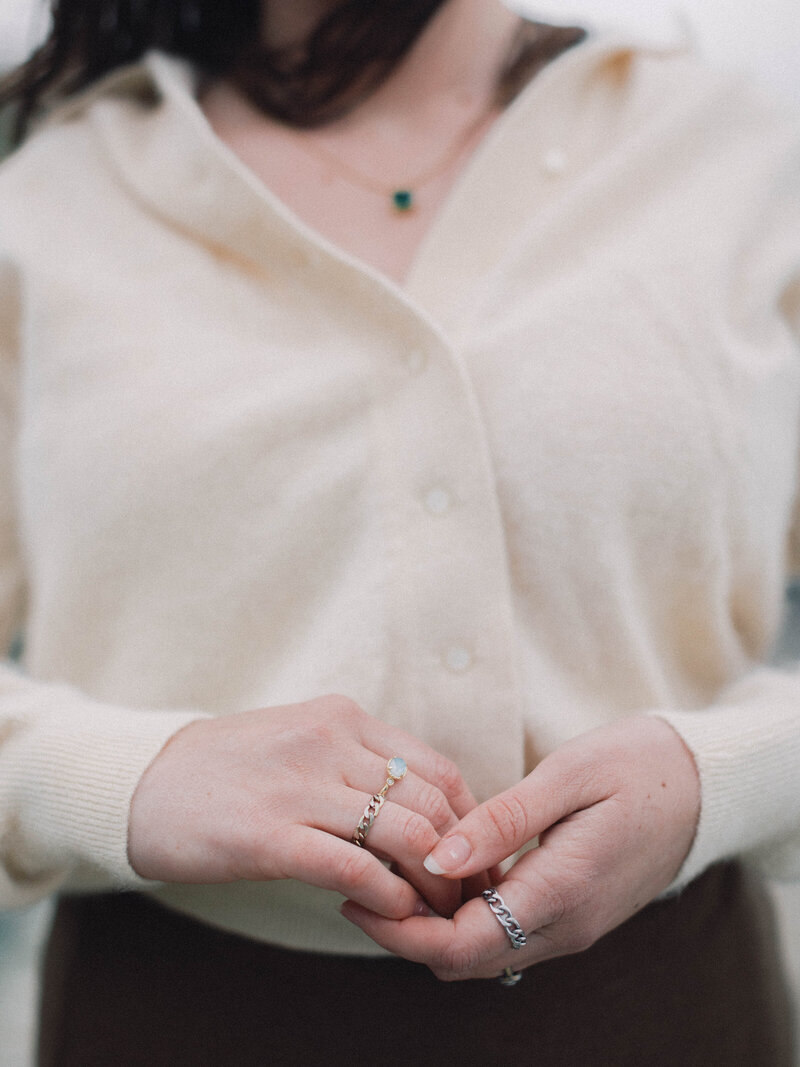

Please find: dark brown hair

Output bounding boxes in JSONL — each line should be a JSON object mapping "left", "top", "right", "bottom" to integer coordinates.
{"left": 0, "top": 0, "right": 447, "bottom": 140}
{"left": 0, "top": 1, "right": 586, "bottom": 144}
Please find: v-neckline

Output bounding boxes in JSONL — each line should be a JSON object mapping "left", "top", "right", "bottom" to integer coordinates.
{"left": 180, "top": 32, "right": 599, "bottom": 297}
{"left": 89, "top": 31, "right": 678, "bottom": 337}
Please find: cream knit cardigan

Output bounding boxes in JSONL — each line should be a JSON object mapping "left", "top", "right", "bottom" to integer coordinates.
{"left": 0, "top": 32, "right": 799, "bottom": 955}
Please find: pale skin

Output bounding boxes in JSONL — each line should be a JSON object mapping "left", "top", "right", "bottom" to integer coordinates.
{"left": 128, "top": 0, "right": 702, "bottom": 980}
{"left": 199, "top": 0, "right": 521, "bottom": 282}
{"left": 128, "top": 695, "right": 476, "bottom": 920}
{"left": 340, "top": 717, "right": 700, "bottom": 980}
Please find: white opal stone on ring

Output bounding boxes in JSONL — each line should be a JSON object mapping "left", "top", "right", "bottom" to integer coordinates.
{"left": 355, "top": 757, "right": 409, "bottom": 842}
{"left": 374, "top": 757, "right": 408, "bottom": 801}
{"left": 387, "top": 757, "right": 407, "bottom": 781}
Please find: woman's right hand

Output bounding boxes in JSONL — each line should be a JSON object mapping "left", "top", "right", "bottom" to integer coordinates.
{"left": 127, "top": 694, "right": 477, "bottom": 919}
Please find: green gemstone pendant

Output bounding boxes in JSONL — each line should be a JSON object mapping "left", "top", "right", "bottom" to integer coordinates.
{"left": 392, "top": 189, "right": 414, "bottom": 213}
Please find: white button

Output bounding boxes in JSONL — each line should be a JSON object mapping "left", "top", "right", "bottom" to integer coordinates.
{"left": 405, "top": 347, "right": 428, "bottom": 375}
{"left": 444, "top": 646, "right": 472, "bottom": 672}
{"left": 542, "top": 148, "right": 568, "bottom": 176}
{"left": 424, "top": 487, "right": 452, "bottom": 515}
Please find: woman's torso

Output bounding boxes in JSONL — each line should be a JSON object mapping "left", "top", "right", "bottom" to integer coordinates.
{"left": 1, "top": 33, "right": 799, "bottom": 950}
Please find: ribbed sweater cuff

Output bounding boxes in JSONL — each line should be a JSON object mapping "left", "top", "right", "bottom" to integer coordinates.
{"left": 651, "top": 680, "right": 800, "bottom": 892}
{"left": 3, "top": 704, "right": 207, "bottom": 896}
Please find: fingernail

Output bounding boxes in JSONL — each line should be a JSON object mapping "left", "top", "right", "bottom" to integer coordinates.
{"left": 423, "top": 833, "right": 472, "bottom": 874}
{"left": 413, "top": 898, "right": 435, "bottom": 917}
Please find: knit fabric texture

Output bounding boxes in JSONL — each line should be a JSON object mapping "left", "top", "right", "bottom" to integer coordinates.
{"left": 0, "top": 33, "right": 799, "bottom": 954}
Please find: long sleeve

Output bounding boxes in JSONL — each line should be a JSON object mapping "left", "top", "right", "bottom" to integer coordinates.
{"left": 1, "top": 39, "right": 798, "bottom": 954}
{"left": 656, "top": 670, "right": 800, "bottom": 889}
{"left": 0, "top": 259, "right": 205, "bottom": 909}
{"left": 656, "top": 206, "right": 800, "bottom": 891}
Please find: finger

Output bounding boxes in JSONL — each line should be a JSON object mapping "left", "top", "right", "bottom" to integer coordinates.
{"left": 328, "top": 789, "right": 460, "bottom": 916}
{"left": 344, "top": 761, "right": 462, "bottom": 837}
{"left": 277, "top": 826, "right": 434, "bottom": 919}
{"left": 461, "top": 869, "right": 493, "bottom": 902}
{"left": 421, "top": 751, "right": 599, "bottom": 879}
{"left": 354, "top": 720, "right": 478, "bottom": 820}
{"left": 386, "top": 858, "right": 461, "bottom": 920}
{"left": 429, "top": 846, "right": 617, "bottom": 973}
{"left": 311, "top": 782, "right": 451, "bottom": 851}
{"left": 342, "top": 871, "right": 562, "bottom": 980}
{"left": 340, "top": 892, "right": 536, "bottom": 980}
{"left": 302, "top": 786, "right": 459, "bottom": 917}
{"left": 340, "top": 903, "right": 463, "bottom": 968}
{"left": 364, "top": 803, "right": 462, "bottom": 917}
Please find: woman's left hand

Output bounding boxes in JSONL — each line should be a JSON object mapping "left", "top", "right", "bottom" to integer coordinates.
{"left": 341, "top": 716, "right": 700, "bottom": 981}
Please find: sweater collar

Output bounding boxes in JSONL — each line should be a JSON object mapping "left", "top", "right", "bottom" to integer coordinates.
{"left": 53, "top": 29, "right": 688, "bottom": 332}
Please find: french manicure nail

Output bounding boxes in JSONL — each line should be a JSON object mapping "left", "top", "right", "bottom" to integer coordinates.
{"left": 423, "top": 833, "right": 472, "bottom": 874}
{"left": 413, "top": 898, "right": 435, "bottom": 917}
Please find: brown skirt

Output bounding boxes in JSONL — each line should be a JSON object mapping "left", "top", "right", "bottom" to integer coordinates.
{"left": 38, "top": 863, "right": 795, "bottom": 1067}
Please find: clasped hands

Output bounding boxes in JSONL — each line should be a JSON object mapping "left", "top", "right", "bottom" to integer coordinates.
{"left": 128, "top": 696, "right": 700, "bottom": 983}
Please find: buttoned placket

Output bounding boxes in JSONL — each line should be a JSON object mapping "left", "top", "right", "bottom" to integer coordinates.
{"left": 369, "top": 313, "right": 525, "bottom": 799}
{"left": 92, "top": 44, "right": 611, "bottom": 799}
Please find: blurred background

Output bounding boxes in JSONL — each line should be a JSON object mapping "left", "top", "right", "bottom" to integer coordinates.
{"left": 1, "top": 0, "right": 799, "bottom": 1063}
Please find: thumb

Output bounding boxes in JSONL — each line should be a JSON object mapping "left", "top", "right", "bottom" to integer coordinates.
{"left": 422, "top": 758, "right": 587, "bottom": 878}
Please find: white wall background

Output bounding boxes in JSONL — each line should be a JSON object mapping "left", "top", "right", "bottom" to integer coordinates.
{"left": 520, "top": 0, "right": 800, "bottom": 101}
{"left": 0, "top": 0, "right": 48, "bottom": 68}
{"left": 0, "top": 0, "right": 798, "bottom": 1064}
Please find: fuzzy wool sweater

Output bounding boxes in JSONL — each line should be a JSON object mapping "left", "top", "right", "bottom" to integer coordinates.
{"left": 0, "top": 31, "right": 799, "bottom": 955}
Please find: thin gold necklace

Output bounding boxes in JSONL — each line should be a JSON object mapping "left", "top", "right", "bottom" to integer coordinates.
{"left": 289, "top": 102, "right": 498, "bottom": 214}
